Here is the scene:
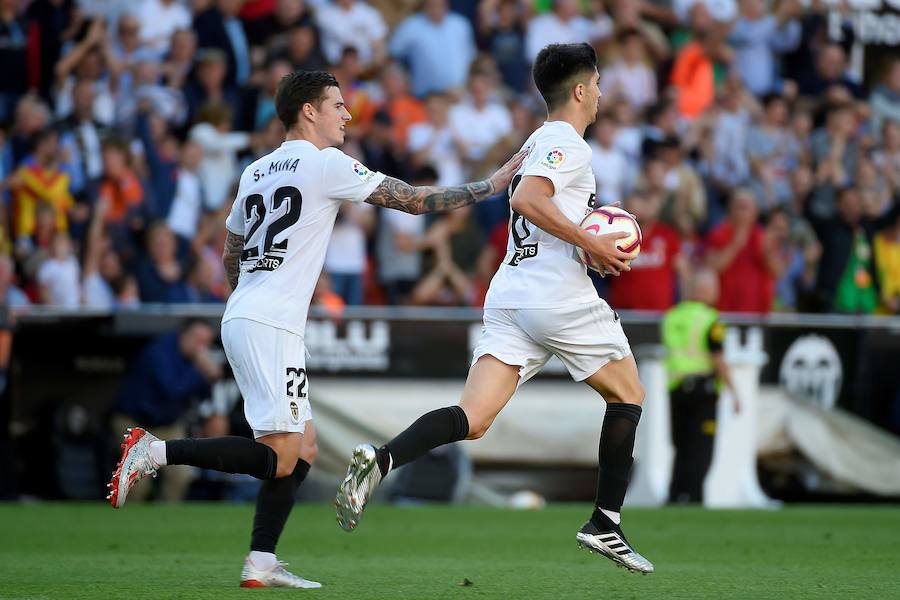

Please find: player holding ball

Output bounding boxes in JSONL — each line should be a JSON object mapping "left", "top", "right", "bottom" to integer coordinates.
{"left": 335, "top": 42, "right": 653, "bottom": 574}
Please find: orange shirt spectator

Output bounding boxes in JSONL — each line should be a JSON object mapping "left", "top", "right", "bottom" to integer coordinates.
{"left": 99, "top": 171, "right": 143, "bottom": 224}
{"left": 670, "top": 40, "right": 714, "bottom": 119}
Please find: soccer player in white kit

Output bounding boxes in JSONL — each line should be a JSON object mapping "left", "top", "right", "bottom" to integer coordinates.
{"left": 107, "top": 70, "right": 525, "bottom": 588}
{"left": 335, "top": 43, "right": 654, "bottom": 574}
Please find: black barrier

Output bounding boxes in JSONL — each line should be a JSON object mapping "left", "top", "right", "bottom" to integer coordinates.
{"left": 7, "top": 307, "right": 900, "bottom": 438}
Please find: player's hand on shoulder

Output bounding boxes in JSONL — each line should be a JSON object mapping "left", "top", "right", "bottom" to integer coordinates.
{"left": 489, "top": 148, "right": 528, "bottom": 194}
{"left": 585, "top": 231, "right": 632, "bottom": 277}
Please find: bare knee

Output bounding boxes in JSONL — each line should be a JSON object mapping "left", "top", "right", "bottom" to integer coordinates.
{"left": 607, "top": 383, "right": 645, "bottom": 407}
{"left": 274, "top": 450, "right": 300, "bottom": 478}
{"left": 299, "top": 441, "right": 317, "bottom": 465}
{"left": 465, "top": 418, "right": 493, "bottom": 440}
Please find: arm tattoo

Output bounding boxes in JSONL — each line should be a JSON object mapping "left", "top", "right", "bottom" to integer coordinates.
{"left": 222, "top": 230, "right": 244, "bottom": 291}
{"left": 364, "top": 176, "right": 495, "bottom": 215}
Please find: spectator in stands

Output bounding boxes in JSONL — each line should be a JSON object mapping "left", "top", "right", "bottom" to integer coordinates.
{"left": 161, "top": 29, "right": 198, "bottom": 90}
{"left": 600, "top": 28, "right": 657, "bottom": 112}
{"left": 808, "top": 186, "right": 899, "bottom": 314}
{"left": 332, "top": 48, "right": 378, "bottom": 139}
{"left": 0, "top": 255, "right": 28, "bottom": 311}
{"left": 98, "top": 137, "right": 144, "bottom": 253}
{"left": 389, "top": 0, "right": 476, "bottom": 97}
{"left": 242, "top": 59, "right": 292, "bottom": 133}
{"left": 870, "top": 59, "right": 900, "bottom": 142}
{"left": 449, "top": 68, "right": 512, "bottom": 175}
{"left": 82, "top": 197, "right": 140, "bottom": 310}
{"left": 410, "top": 205, "right": 487, "bottom": 306}
{"left": 316, "top": 0, "right": 388, "bottom": 69}
{"left": 24, "top": 0, "right": 78, "bottom": 101}
{"left": 809, "top": 102, "right": 859, "bottom": 219}
{"left": 325, "top": 203, "right": 376, "bottom": 306}
{"left": 0, "top": 0, "right": 31, "bottom": 124}
{"left": 53, "top": 18, "right": 117, "bottom": 128}
{"left": 165, "top": 140, "right": 205, "bottom": 248}
{"left": 193, "top": 0, "right": 252, "bottom": 87}
{"left": 408, "top": 92, "right": 465, "bottom": 186}
{"left": 610, "top": 191, "right": 684, "bottom": 310}
{"left": 9, "top": 128, "right": 76, "bottom": 243}
{"left": 656, "top": 137, "right": 707, "bottom": 228}
{"left": 378, "top": 62, "right": 427, "bottom": 152}
{"left": 525, "top": 0, "right": 611, "bottom": 63}
{"left": 875, "top": 210, "right": 900, "bottom": 314}
{"left": 706, "top": 188, "right": 785, "bottom": 313}
{"left": 5, "top": 96, "right": 51, "bottom": 171}
{"left": 670, "top": 30, "right": 715, "bottom": 120}
{"left": 245, "top": 0, "right": 313, "bottom": 49}
{"left": 117, "top": 58, "right": 187, "bottom": 128}
{"left": 58, "top": 79, "right": 107, "bottom": 202}
{"left": 185, "top": 256, "right": 223, "bottom": 303}
{"left": 376, "top": 166, "right": 435, "bottom": 304}
{"left": 184, "top": 48, "right": 243, "bottom": 131}
{"left": 360, "top": 110, "right": 407, "bottom": 179}
{"left": 312, "top": 271, "right": 346, "bottom": 318}
{"left": 268, "top": 22, "right": 327, "bottom": 72}
{"left": 136, "top": 222, "right": 189, "bottom": 303}
{"left": 112, "top": 13, "right": 153, "bottom": 71}
{"left": 188, "top": 103, "right": 250, "bottom": 211}
{"left": 112, "top": 318, "right": 222, "bottom": 502}
{"left": 589, "top": 112, "right": 628, "bottom": 206}
{"left": 746, "top": 93, "right": 801, "bottom": 207}
{"left": 797, "top": 42, "right": 863, "bottom": 100}
{"left": 136, "top": 0, "right": 192, "bottom": 57}
{"left": 477, "top": 0, "right": 529, "bottom": 94}
{"left": 37, "top": 231, "right": 80, "bottom": 308}
{"left": 728, "top": 0, "right": 801, "bottom": 96}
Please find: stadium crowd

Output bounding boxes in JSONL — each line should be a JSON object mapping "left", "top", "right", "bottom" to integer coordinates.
{"left": 1, "top": 0, "right": 900, "bottom": 316}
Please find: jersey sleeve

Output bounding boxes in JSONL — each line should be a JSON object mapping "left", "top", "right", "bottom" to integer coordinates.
{"left": 520, "top": 136, "right": 591, "bottom": 196}
{"left": 224, "top": 182, "right": 245, "bottom": 235}
{"left": 322, "top": 149, "right": 387, "bottom": 203}
{"left": 707, "top": 320, "right": 726, "bottom": 353}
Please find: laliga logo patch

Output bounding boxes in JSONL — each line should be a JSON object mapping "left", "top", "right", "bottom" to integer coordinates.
{"left": 290, "top": 401, "right": 300, "bottom": 423}
{"left": 352, "top": 161, "right": 373, "bottom": 181}
{"left": 540, "top": 148, "right": 565, "bottom": 169}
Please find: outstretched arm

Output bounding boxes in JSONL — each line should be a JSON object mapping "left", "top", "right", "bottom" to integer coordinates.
{"left": 222, "top": 231, "right": 243, "bottom": 291}
{"left": 365, "top": 149, "right": 527, "bottom": 215}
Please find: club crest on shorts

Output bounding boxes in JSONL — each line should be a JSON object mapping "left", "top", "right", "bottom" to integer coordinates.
{"left": 290, "top": 401, "right": 300, "bottom": 423}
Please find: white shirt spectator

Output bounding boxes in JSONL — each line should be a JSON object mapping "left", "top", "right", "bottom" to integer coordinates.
{"left": 38, "top": 256, "right": 81, "bottom": 309}
{"left": 376, "top": 208, "right": 426, "bottom": 283}
{"left": 449, "top": 100, "right": 512, "bottom": 162}
{"left": 408, "top": 122, "right": 465, "bottom": 186}
{"left": 55, "top": 78, "right": 116, "bottom": 127}
{"left": 325, "top": 203, "right": 374, "bottom": 276}
{"left": 588, "top": 140, "right": 628, "bottom": 205}
{"left": 673, "top": 0, "right": 737, "bottom": 23}
{"left": 525, "top": 12, "right": 612, "bottom": 63}
{"left": 600, "top": 61, "right": 656, "bottom": 111}
{"left": 83, "top": 272, "right": 115, "bottom": 310}
{"left": 136, "top": 0, "right": 191, "bottom": 56}
{"left": 167, "top": 170, "right": 203, "bottom": 240}
{"left": 189, "top": 122, "right": 251, "bottom": 211}
{"left": 316, "top": 1, "right": 387, "bottom": 67}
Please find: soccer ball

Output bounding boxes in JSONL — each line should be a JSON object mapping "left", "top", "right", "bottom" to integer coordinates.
{"left": 576, "top": 206, "right": 642, "bottom": 273}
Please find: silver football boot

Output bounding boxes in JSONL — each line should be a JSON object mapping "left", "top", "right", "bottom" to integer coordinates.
{"left": 576, "top": 520, "right": 655, "bottom": 574}
{"left": 240, "top": 559, "right": 322, "bottom": 589}
{"left": 107, "top": 427, "right": 160, "bottom": 508}
{"left": 334, "top": 444, "right": 383, "bottom": 531}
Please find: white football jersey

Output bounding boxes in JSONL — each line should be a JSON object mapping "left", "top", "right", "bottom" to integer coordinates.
{"left": 484, "top": 121, "right": 598, "bottom": 309}
{"left": 222, "top": 139, "right": 385, "bottom": 337}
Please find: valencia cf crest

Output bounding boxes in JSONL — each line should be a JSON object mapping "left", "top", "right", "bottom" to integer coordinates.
{"left": 290, "top": 401, "right": 300, "bottom": 423}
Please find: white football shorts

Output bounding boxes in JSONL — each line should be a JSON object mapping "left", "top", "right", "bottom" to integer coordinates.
{"left": 472, "top": 299, "right": 631, "bottom": 384}
{"left": 221, "top": 318, "right": 312, "bottom": 438}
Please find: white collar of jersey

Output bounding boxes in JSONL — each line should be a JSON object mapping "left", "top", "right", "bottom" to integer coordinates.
{"left": 279, "top": 139, "right": 318, "bottom": 151}
{"left": 543, "top": 120, "right": 579, "bottom": 135}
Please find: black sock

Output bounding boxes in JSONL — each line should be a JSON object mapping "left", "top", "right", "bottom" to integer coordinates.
{"left": 376, "top": 406, "right": 469, "bottom": 477}
{"left": 166, "top": 436, "right": 278, "bottom": 480}
{"left": 250, "top": 459, "right": 311, "bottom": 554}
{"left": 591, "top": 403, "right": 642, "bottom": 528}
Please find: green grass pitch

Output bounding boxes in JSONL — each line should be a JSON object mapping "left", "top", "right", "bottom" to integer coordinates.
{"left": 1, "top": 504, "right": 897, "bottom": 599}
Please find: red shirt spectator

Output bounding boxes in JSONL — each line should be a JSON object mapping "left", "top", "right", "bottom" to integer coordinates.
{"left": 610, "top": 221, "right": 681, "bottom": 310}
{"left": 705, "top": 189, "right": 782, "bottom": 313}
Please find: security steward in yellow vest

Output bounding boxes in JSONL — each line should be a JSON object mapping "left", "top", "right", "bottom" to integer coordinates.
{"left": 662, "top": 269, "right": 740, "bottom": 503}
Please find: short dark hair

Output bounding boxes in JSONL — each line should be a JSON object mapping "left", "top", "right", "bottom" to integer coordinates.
{"left": 532, "top": 43, "right": 597, "bottom": 111}
{"left": 275, "top": 70, "right": 340, "bottom": 130}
